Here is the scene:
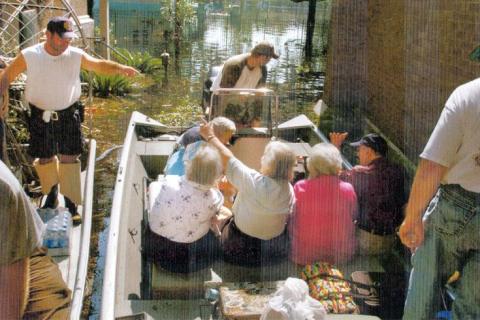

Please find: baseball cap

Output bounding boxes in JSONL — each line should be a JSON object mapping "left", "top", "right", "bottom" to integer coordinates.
{"left": 350, "top": 133, "right": 388, "bottom": 156}
{"left": 251, "top": 41, "right": 279, "bottom": 59}
{"left": 47, "top": 17, "right": 76, "bottom": 39}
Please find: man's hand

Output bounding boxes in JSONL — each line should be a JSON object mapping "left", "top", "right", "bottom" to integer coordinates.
{"left": 121, "top": 65, "right": 140, "bottom": 77}
{"left": 398, "top": 214, "right": 424, "bottom": 251}
{"left": 199, "top": 118, "right": 215, "bottom": 140}
{"left": 329, "top": 132, "right": 348, "bottom": 149}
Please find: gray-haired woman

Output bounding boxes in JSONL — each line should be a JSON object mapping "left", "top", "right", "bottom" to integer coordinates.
{"left": 164, "top": 116, "right": 236, "bottom": 176}
{"left": 199, "top": 121, "right": 296, "bottom": 266}
{"left": 146, "top": 144, "right": 225, "bottom": 273}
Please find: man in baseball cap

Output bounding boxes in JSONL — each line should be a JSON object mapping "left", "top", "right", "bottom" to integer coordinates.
{"left": 349, "top": 133, "right": 388, "bottom": 157}
{"left": 330, "top": 132, "right": 406, "bottom": 256}
{"left": 0, "top": 16, "right": 139, "bottom": 225}
{"left": 251, "top": 41, "right": 280, "bottom": 59}
{"left": 214, "top": 41, "right": 279, "bottom": 89}
{"left": 46, "top": 16, "right": 77, "bottom": 39}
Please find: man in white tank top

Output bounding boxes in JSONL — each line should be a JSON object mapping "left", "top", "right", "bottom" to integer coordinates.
{"left": 0, "top": 17, "right": 138, "bottom": 223}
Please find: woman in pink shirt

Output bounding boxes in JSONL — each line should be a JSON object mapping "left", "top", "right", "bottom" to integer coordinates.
{"left": 290, "top": 143, "right": 358, "bottom": 265}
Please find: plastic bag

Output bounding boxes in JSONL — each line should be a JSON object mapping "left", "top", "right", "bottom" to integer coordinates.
{"left": 260, "top": 277, "right": 326, "bottom": 320}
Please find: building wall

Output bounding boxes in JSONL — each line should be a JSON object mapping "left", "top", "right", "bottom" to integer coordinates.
{"left": 325, "top": 0, "right": 480, "bottom": 163}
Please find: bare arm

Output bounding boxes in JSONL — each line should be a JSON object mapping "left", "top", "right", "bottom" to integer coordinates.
{"left": 0, "top": 258, "right": 27, "bottom": 318}
{"left": 199, "top": 121, "right": 233, "bottom": 169}
{"left": 0, "top": 55, "right": 27, "bottom": 118}
{"left": 81, "top": 53, "right": 139, "bottom": 77}
{"left": 398, "top": 158, "right": 448, "bottom": 249}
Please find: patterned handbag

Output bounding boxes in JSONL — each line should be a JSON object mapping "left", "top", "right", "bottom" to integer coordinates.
{"left": 300, "top": 262, "right": 358, "bottom": 314}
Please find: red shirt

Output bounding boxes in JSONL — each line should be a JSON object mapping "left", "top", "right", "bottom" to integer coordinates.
{"left": 289, "top": 176, "right": 357, "bottom": 265}
{"left": 340, "top": 157, "right": 406, "bottom": 235}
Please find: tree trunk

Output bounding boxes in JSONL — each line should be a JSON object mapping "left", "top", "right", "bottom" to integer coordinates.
{"left": 305, "top": 0, "right": 317, "bottom": 59}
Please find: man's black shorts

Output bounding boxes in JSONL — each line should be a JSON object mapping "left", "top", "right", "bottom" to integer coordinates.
{"left": 28, "top": 103, "right": 84, "bottom": 158}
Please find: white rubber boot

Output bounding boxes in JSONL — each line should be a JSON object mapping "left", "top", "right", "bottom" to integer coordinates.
{"left": 33, "top": 158, "right": 59, "bottom": 195}
{"left": 58, "top": 161, "right": 82, "bottom": 205}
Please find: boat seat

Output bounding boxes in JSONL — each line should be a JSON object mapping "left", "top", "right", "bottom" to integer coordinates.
{"left": 150, "top": 259, "right": 302, "bottom": 299}
{"left": 230, "top": 137, "right": 270, "bottom": 171}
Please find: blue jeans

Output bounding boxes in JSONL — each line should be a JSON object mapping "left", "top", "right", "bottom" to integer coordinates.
{"left": 403, "top": 184, "right": 480, "bottom": 320}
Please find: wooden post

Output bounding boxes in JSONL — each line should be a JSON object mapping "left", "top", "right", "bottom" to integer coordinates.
{"left": 99, "top": 0, "right": 110, "bottom": 59}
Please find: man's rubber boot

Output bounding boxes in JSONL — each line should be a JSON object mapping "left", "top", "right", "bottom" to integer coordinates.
{"left": 42, "top": 184, "right": 58, "bottom": 209}
{"left": 59, "top": 161, "right": 82, "bottom": 226}
{"left": 33, "top": 158, "right": 59, "bottom": 195}
{"left": 64, "top": 196, "right": 81, "bottom": 226}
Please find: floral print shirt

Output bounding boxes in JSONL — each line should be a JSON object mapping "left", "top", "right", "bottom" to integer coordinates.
{"left": 149, "top": 175, "right": 223, "bottom": 243}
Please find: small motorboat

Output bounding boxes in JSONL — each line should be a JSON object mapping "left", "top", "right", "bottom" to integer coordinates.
{"left": 100, "top": 89, "right": 384, "bottom": 319}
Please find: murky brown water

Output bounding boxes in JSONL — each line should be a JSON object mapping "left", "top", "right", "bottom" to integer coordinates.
{"left": 86, "top": 1, "right": 331, "bottom": 317}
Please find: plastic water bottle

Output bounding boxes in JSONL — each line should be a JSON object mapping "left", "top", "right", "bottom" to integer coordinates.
{"left": 44, "top": 223, "right": 59, "bottom": 248}
{"left": 205, "top": 288, "right": 219, "bottom": 302}
{"left": 58, "top": 226, "right": 68, "bottom": 248}
{"left": 60, "top": 209, "right": 71, "bottom": 248}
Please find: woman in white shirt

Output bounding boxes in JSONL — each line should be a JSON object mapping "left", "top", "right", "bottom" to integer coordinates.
{"left": 200, "top": 120, "right": 296, "bottom": 266}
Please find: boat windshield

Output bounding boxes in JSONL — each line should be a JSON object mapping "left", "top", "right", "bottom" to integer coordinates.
{"left": 209, "top": 88, "right": 276, "bottom": 133}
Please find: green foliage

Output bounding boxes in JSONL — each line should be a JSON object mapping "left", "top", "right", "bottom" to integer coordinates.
{"left": 113, "top": 48, "right": 163, "bottom": 74}
{"left": 81, "top": 71, "right": 133, "bottom": 98}
{"left": 160, "top": 0, "right": 195, "bottom": 32}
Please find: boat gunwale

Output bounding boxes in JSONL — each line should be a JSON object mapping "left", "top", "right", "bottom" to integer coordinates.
{"left": 100, "top": 112, "right": 167, "bottom": 319}
{"left": 69, "top": 138, "right": 97, "bottom": 319}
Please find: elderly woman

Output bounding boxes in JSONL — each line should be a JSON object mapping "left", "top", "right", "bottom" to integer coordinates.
{"left": 199, "top": 121, "right": 296, "bottom": 266}
{"left": 289, "top": 143, "right": 357, "bottom": 265}
{"left": 145, "top": 144, "right": 224, "bottom": 273}
{"left": 164, "top": 117, "right": 236, "bottom": 176}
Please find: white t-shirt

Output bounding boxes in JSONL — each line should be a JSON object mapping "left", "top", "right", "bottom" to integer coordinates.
{"left": 22, "top": 43, "right": 83, "bottom": 110}
{"left": 421, "top": 78, "right": 480, "bottom": 193}
{"left": 211, "top": 64, "right": 262, "bottom": 91}
{"left": 234, "top": 65, "right": 262, "bottom": 89}
{"left": 148, "top": 175, "right": 223, "bottom": 243}
{"left": 226, "top": 157, "right": 294, "bottom": 240}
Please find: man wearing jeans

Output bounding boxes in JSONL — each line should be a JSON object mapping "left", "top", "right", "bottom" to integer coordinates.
{"left": 399, "top": 78, "right": 480, "bottom": 319}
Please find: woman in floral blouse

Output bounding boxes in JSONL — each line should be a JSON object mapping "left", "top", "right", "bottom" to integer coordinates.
{"left": 145, "top": 144, "right": 225, "bottom": 273}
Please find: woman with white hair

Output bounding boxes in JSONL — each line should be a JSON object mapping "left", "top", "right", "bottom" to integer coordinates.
{"left": 164, "top": 117, "right": 236, "bottom": 176}
{"left": 199, "top": 121, "right": 296, "bottom": 266}
{"left": 289, "top": 143, "right": 357, "bottom": 265}
{"left": 145, "top": 144, "right": 225, "bottom": 273}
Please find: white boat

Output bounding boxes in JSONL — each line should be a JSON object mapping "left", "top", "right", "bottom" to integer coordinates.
{"left": 100, "top": 89, "right": 385, "bottom": 319}
{"left": 51, "top": 138, "right": 97, "bottom": 319}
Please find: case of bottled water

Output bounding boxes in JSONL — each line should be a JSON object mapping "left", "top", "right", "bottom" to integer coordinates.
{"left": 37, "top": 207, "right": 72, "bottom": 256}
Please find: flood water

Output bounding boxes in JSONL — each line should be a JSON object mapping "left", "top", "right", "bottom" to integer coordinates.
{"left": 87, "top": 0, "right": 331, "bottom": 317}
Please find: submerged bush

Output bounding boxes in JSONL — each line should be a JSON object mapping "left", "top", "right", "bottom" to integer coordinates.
{"left": 81, "top": 71, "right": 133, "bottom": 98}
{"left": 113, "top": 48, "right": 163, "bottom": 74}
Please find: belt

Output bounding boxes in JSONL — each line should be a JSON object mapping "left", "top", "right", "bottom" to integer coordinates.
{"left": 357, "top": 224, "right": 396, "bottom": 236}
{"left": 441, "top": 184, "right": 480, "bottom": 208}
{"left": 30, "top": 102, "right": 79, "bottom": 123}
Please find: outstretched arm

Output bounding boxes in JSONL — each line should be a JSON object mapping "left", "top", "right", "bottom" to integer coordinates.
{"left": 81, "top": 53, "right": 139, "bottom": 77}
{"left": 398, "top": 158, "right": 447, "bottom": 250}
{"left": 199, "top": 120, "right": 233, "bottom": 169}
{"left": 0, "top": 55, "right": 27, "bottom": 118}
